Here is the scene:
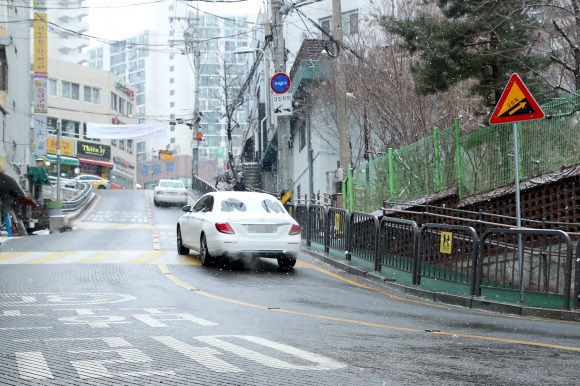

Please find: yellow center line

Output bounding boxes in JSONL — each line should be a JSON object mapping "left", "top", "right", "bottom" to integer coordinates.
{"left": 158, "top": 263, "right": 580, "bottom": 352}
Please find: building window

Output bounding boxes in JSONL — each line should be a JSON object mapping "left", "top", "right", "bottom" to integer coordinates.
{"left": 111, "top": 92, "right": 118, "bottom": 110}
{"left": 0, "top": 48, "right": 6, "bottom": 92}
{"left": 47, "top": 117, "right": 58, "bottom": 135}
{"left": 343, "top": 11, "right": 359, "bottom": 35}
{"left": 320, "top": 18, "right": 331, "bottom": 34}
{"left": 170, "top": 65, "right": 174, "bottom": 72}
{"left": 120, "top": 99, "right": 126, "bottom": 115}
{"left": 62, "top": 81, "right": 80, "bottom": 100}
{"left": 48, "top": 78, "right": 57, "bottom": 96}
{"left": 319, "top": 11, "right": 359, "bottom": 35}
{"left": 170, "top": 77, "right": 175, "bottom": 84}
{"left": 299, "top": 121, "right": 306, "bottom": 151}
{"left": 170, "top": 101, "right": 175, "bottom": 108}
{"left": 84, "top": 86, "right": 101, "bottom": 104}
{"left": 119, "top": 139, "right": 125, "bottom": 151}
{"left": 83, "top": 123, "right": 101, "bottom": 142}
{"left": 127, "top": 139, "right": 133, "bottom": 154}
{"left": 61, "top": 119, "right": 80, "bottom": 138}
{"left": 112, "top": 139, "right": 117, "bottom": 147}
{"left": 170, "top": 89, "right": 175, "bottom": 96}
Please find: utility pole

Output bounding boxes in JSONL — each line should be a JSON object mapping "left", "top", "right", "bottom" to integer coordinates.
{"left": 332, "top": 0, "right": 352, "bottom": 180}
{"left": 190, "top": 8, "right": 201, "bottom": 184}
{"left": 272, "top": 0, "right": 292, "bottom": 196}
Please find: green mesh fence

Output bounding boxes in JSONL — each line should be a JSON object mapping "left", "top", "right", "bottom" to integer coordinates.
{"left": 353, "top": 90, "right": 580, "bottom": 212}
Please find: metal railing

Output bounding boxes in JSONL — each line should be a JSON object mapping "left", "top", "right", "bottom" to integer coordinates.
{"left": 291, "top": 202, "right": 579, "bottom": 310}
{"left": 62, "top": 183, "right": 93, "bottom": 212}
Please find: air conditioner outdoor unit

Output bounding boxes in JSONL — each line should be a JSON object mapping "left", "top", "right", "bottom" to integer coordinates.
{"left": 20, "top": 177, "right": 29, "bottom": 192}
{"left": 334, "top": 168, "right": 344, "bottom": 182}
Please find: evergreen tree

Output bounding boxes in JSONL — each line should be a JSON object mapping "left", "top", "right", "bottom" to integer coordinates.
{"left": 378, "top": 1, "right": 556, "bottom": 112}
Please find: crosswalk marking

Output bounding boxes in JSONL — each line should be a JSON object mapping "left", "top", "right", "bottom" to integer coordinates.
{"left": 76, "top": 251, "right": 120, "bottom": 264}
{"left": 16, "top": 351, "right": 54, "bottom": 380}
{"left": 23, "top": 251, "right": 78, "bottom": 265}
{"left": 128, "top": 251, "right": 166, "bottom": 264}
{"left": 0, "top": 251, "right": 201, "bottom": 265}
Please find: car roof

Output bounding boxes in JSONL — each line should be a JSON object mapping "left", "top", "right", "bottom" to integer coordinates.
{"left": 205, "top": 191, "right": 278, "bottom": 201}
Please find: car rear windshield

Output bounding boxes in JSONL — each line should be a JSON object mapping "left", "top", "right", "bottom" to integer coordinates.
{"left": 160, "top": 181, "right": 184, "bottom": 188}
{"left": 220, "top": 198, "right": 286, "bottom": 213}
{"left": 261, "top": 199, "right": 285, "bottom": 213}
{"left": 221, "top": 198, "right": 247, "bottom": 212}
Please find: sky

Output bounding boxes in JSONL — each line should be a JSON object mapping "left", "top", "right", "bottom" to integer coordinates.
{"left": 84, "top": 0, "right": 265, "bottom": 41}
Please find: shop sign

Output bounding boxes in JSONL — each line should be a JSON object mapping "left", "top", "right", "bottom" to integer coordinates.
{"left": 114, "top": 156, "right": 136, "bottom": 168}
{"left": 47, "top": 137, "right": 74, "bottom": 156}
{"left": 116, "top": 80, "right": 135, "bottom": 100}
{"left": 77, "top": 141, "right": 111, "bottom": 158}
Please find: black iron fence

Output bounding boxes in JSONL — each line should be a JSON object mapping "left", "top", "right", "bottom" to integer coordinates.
{"left": 192, "top": 176, "right": 217, "bottom": 195}
{"left": 291, "top": 203, "right": 579, "bottom": 310}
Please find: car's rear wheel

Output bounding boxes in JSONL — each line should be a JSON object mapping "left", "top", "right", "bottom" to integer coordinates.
{"left": 277, "top": 258, "right": 296, "bottom": 270}
{"left": 199, "top": 234, "right": 213, "bottom": 266}
{"left": 176, "top": 228, "right": 189, "bottom": 255}
{"left": 154, "top": 199, "right": 159, "bottom": 207}
{"left": 98, "top": 185, "right": 106, "bottom": 189}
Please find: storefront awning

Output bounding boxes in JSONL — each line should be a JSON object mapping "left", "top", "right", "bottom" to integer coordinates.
{"left": 27, "top": 166, "right": 51, "bottom": 186}
{"left": 77, "top": 157, "right": 114, "bottom": 168}
{"left": 44, "top": 154, "right": 80, "bottom": 166}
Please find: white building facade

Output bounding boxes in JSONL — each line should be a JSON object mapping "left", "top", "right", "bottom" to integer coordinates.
{"left": 86, "top": 1, "right": 254, "bottom": 185}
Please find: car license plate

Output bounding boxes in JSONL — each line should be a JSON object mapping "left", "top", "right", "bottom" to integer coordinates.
{"left": 247, "top": 224, "right": 276, "bottom": 233}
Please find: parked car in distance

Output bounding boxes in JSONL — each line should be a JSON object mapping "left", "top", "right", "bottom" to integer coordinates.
{"left": 73, "top": 174, "right": 112, "bottom": 189}
{"left": 176, "top": 191, "right": 301, "bottom": 270}
{"left": 153, "top": 179, "right": 188, "bottom": 207}
{"left": 48, "top": 176, "right": 79, "bottom": 189}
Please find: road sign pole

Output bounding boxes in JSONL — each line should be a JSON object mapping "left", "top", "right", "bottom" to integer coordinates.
{"left": 512, "top": 121, "right": 525, "bottom": 303}
{"left": 489, "top": 73, "right": 545, "bottom": 306}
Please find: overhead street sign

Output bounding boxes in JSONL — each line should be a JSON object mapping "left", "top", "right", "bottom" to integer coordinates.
{"left": 489, "top": 73, "right": 545, "bottom": 125}
{"left": 270, "top": 73, "right": 291, "bottom": 94}
{"left": 272, "top": 93, "right": 293, "bottom": 117}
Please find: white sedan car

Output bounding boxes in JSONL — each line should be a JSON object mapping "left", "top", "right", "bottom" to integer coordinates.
{"left": 153, "top": 179, "right": 188, "bottom": 207}
{"left": 176, "top": 191, "right": 301, "bottom": 270}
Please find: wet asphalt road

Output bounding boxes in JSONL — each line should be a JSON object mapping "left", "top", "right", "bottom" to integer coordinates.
{"left": 0, "top": 189, "right": 579, "bottom": 385}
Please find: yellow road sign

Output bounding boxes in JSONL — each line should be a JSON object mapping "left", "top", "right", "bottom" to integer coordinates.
{"left": 440, "top": 231, "right": 452, "bottom": 254}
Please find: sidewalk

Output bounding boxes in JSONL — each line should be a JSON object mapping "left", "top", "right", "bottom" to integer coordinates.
{"left": 301, "top": 246, "right": 580, "bottom": 322}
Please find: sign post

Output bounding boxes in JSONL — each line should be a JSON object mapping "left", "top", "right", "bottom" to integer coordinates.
{"left": 489, "top": 73, "right": 545, "bottom": 303}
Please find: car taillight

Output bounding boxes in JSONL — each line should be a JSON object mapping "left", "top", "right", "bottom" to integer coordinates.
{"left": 180, "top": 192, "right": 187, "bottom": 195}
{"left": 289, "top": 224, "right": 301, "bottom": 235}
{"left": 157, "top": 190, "right": 164, "bottom": 195}
{"left": 215, "top": 222, "right": 235, "bottom": 234}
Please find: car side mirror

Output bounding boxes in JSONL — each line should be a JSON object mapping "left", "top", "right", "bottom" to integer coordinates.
{"left": 182, "top": 205, "right": 192, "bottom": 212}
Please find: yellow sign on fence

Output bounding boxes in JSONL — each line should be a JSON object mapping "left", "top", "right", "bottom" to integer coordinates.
{"left": 440, "top": 231, "right": 452, "bottom": 254}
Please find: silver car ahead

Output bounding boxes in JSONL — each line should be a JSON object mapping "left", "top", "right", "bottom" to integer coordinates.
{"left": 153, "top": 179, "right": 188, "bottom": 207}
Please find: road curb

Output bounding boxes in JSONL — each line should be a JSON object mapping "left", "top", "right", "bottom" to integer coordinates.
{"left": 301, "top": 247, "right": 580, "bottom": 322}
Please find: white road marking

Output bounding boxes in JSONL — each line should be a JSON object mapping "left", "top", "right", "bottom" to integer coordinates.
{"left": 0, "top": 293, "right": 136, "bottom": 307}
{"left": 132, "top": 311, "right": 218, "bottom": 327}
{"left": 153, "top": 336, "right": 243, "bottom": 373}
{"left": 195, "top": 335, "right": 348, "bottom": 370}
{"left": 70, "top": 348, "right": 174, "bottom": 379}
{"left": 16, "top": 351, "right": 54, "bottom": 380}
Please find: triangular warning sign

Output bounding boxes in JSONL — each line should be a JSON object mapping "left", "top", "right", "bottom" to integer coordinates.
{"left": 489, "top": 73, "right": 544, "bottom": 125}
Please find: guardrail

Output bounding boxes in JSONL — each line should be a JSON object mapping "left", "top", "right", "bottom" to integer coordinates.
{"left": 62, "top": 183, "right": 93, "bottom": 212}
{"left": 292, "top": 203, "right": 579, "bottom": 310}
{"left": 192, "top": 175, "right": 217, "bottom": 195}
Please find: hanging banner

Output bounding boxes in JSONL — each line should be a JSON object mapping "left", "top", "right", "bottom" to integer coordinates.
{"left": 33, "top": 114, "right": 47, "bottom": 156}
{"left": 33, "top": 3, "right": 47, "bottom": 114}
{"left": 86, "top": 122, "right": 168, "bottom": 139}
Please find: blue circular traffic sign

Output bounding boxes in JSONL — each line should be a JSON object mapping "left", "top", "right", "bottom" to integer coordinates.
{"left": 270, "top": 72, "right": 291, "bottom": 94}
